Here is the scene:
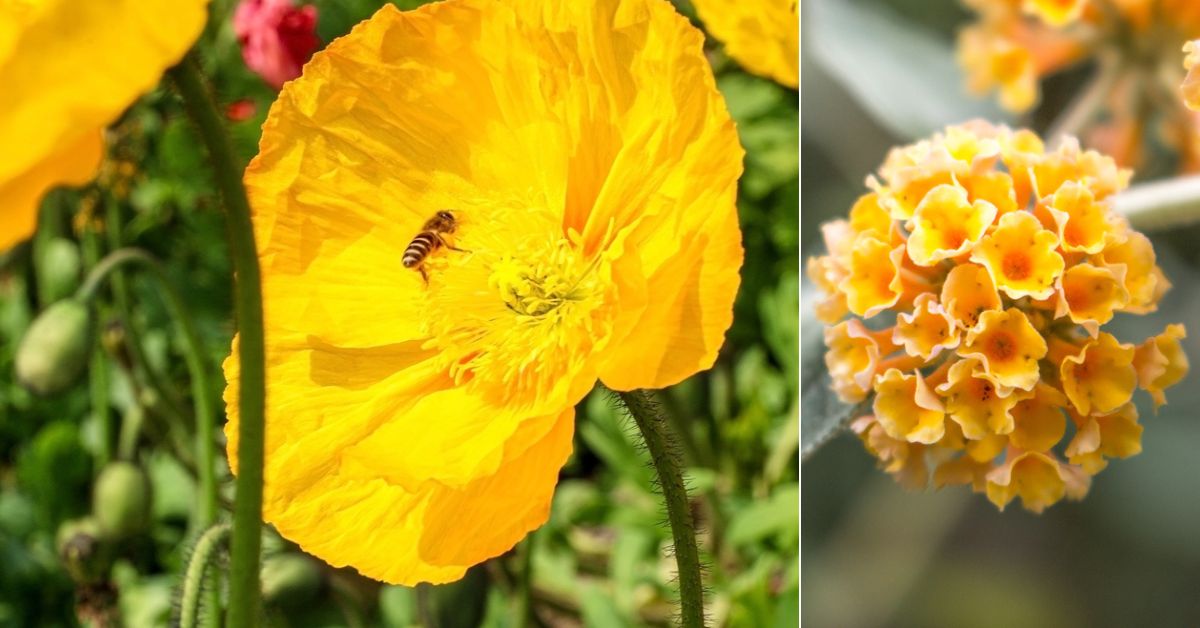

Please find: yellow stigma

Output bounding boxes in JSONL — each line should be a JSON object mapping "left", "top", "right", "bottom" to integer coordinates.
{"left": 421, "top": 210, "right": 613, "bottom": 405}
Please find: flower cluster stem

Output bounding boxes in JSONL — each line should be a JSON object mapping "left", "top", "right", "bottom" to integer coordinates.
{"left": 617, "top": 390, "right": 705, "bottom": 628}
{"left": 171, "top": 54, "right": 267, "bottom": 628}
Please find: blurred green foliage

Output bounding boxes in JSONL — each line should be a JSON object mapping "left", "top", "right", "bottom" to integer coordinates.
{"left": 0, "top": 0, "right": 798, "bottom": 626}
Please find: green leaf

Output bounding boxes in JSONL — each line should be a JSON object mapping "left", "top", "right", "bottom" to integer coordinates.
{"left": 726, "top": 484, "right": 799, "bottom": 550}
{"left": 579, "top": 583, "right": 629, "bottom": 628}
{"left": 800, "top": 280, "right": 865, "bottom": 460}
{"left": 808, "top": 0, "right": 1009, "bottom": 139}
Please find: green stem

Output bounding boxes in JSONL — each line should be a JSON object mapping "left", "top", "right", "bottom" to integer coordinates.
{"left": 617, "top": 390, "right": 705, "bottom": 628}
{"left": 180, "top": 523, "right": 233, "bottom": 628}
{"left": 515, "top": 532, "right": 536, "bottom": 627}
{"left": 77, "top": 247, "right": 218, "bottom": 528}
{"left": 81, "top": 225, "right": 113, "bottom": 467}
{"left": 170, "top": 54, "right": 267, "bottom": 628}
{"left": 1114, "top": 175, "right": 1200, "bottom": 230}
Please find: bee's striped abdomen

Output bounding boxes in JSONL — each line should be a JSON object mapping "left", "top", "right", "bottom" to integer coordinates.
{"left": 402, "top": 231, "right": 440, "bottom": 268}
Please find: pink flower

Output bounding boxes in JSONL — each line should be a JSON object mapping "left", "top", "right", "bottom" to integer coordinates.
{"left": 234, "top": 0, "right": 319, "bottom": 88}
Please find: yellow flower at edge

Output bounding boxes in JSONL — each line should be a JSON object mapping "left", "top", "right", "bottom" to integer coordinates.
{"left": 223, "top": 0, "right": 743, "bottom": 585}
{"left": 691, "top": 0, "right": 798, "bottom": 88}
{"left": 0, "top": 0, "right": 210, "bottom": 251}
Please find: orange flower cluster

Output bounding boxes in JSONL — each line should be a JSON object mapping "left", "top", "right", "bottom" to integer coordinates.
{"left": 808, "top": 121, "right": 1189, "bottom": 512}
{"left": 958, "top": 0, "right": 1200, "bottom": 169}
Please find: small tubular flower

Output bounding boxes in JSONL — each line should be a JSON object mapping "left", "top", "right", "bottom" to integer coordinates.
{"left": 0, "top": 0, "right": 209, "bottom": 251}
{"left": 986, "top": 451, "right": 1083, "bottom": 513}
{"left": 690, "top": 0, "right": 798, "bottom": 88}
{"left": 1065, "top": 403, "right": 1143, "bottom": 474}
{"left": 906, "top": 184, "right": 997, "bottom": 266}
{"left": 894, "top": 293, "right": 959, "bottom": 361}
{"left": 810, "top": 122, "right": 1187, "bottom": 513}
{"left": 825, "top": 320, "right": 882, "bottom": 403}
{"left": 1133, "top": 324, "right": 1190, "bottom": 408}
{"left": 1060, "top": 332, "right": 1137, "bottom": 416}
{"left": 959, "top": 0, "right": 1200, "bottom": 170}
{"left": 961, "top": 308, "right": 1048, "bottom": 391}
{"left": 1043, "top": 181, "right": 1117, "bottom": 254}
{"left": 224, "top": 0, "right": 743, "bottom": 585}
{"left": 941, "top": 263, "right": 1003, "bottom": 330}
{"left": 838, "top": 234, "right": 904, "bottom": 318}
{"left": 1023, "top": 0, "right": 1086, "bottom": 27}
{"left": 1054, "top": 262, "right": 1129, "bottom": 331}
{"left": 936, "top": 358, "right": 1023, "bottom": 439}
{"left": 1008, "top": 383, "right": 1067, "bottom": 452}
{"left": 872, "top": 369, "right": 945, "bottom": 445}
{"left": 1183, "top": 39, "right": 1200, "bottom": 111}
{"left": 971, "top": 211, "right": 1064, "bottom": 300}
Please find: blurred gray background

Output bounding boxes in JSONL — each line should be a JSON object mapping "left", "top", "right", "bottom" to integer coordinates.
{"left": 801, "top": 0, "right": 1200, "bottom": 626}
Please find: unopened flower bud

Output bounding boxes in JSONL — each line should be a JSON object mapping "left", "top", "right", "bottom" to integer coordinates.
{"left": 92, "top": 462, "right": 151, "bottom": 540}
{"left": 15, "top": 299, "right": 93, "bottom": 396}
{"left": 37, "top": 237, "right": 82, "bottom": 304}
{"left": 57, "top": 517, "right": 112, "bottom": 584}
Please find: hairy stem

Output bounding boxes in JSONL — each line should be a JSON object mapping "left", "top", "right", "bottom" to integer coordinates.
{"left": 617, "top": 390, "right": 705, "bottom": 628}
{"left": 179, "top": 523, "right": 233, "bottom": 628}
{"left": 171, "top": 54, "right": 267, "bottom": 628}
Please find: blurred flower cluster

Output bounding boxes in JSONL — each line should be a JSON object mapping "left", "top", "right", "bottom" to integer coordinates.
{"left": 808, "top": 121, "right": 1189, "bottom": 512}
{"left": 957, "top": 0, "right": 1200, "bottom": 170}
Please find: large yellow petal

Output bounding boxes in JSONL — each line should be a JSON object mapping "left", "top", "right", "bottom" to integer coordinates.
{"left": 0, "top": 0, "right": 208, "bottom": 249}
{"left": 691, "top": 0, "right": 799, "bottom": 88}
{"left": 271, "top": 404, "right": 573, "bottom": 585}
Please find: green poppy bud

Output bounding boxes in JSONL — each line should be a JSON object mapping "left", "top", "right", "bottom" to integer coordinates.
{"left": 92, "top": 462, "right": 151, "bottom": 540}
{"left": 15, "top": 299, "right": 93, "bottom": 396}
{"left": 37, "top": 237, "right": 82, "bottom": 304}
{"left": 56, "top": 517, "right": 112, "bottom": 584}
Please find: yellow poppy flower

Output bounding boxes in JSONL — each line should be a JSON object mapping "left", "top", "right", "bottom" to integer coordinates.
{"left": 690, "top": 0, "right": 798, "bottom": 88}
{"left": 960, "top": 308, "right": 1048, "bottom": 391}
{"left": 971, "top": 211, "right": 1064, "bottom": 300}
{"left": 1133, "top": 324, "right": 1190, "bottom": 408}
{"left": 1185, "top": 40, "right": 1200, "bottom": 111}
{"left": 940, "top": 262, "right": 1003, "bottom": 330}
{"left": 1008, "top": 383, "right": 1067, "bottom": 451}
{"left": 1065, "top": 403, "right": 1143, "bottom": 474}
{"left": 936, "top": 358, "right": 1024, "bottom": 439}
{"left": 986, "top": 451, "right": 1086, "bottom": 513}
{"left": 223, "top": 0, "right": 743, "bottom": 585}
{"left": 1054, "top": 262, "right": 1129, "bottom": 331}
{"left": 0, "top": 0, "right": 209, "bottom": 251}
{"left": 893, "top": 293, "right": 959, "bottom": 361}
{"left": 1060, "top": 332, "right": 1136, "bottom": 416}
{"left": 906, "top": 184, "right": 998, "bottom": 266}
{"left": 872, "top": 368, "right": 945, "bottom": 444}
{"left": 811, "top": 122, "right": 1186, "bottom": 513}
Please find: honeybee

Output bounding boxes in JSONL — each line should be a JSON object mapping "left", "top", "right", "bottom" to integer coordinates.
{"left": 403, "top": 210, "right": 466, "bottom": 283}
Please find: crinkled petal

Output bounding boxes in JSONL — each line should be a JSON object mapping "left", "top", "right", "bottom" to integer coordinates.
{"left": 0, "top": 0, "right": 208, "bottom": 249}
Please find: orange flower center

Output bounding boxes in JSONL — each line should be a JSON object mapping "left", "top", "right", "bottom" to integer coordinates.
{"left": 988, "top": 331, "right": 1017, "bottom": 361}
{"left": 1002, "top": 253, "right": 1031, "bottom": 280}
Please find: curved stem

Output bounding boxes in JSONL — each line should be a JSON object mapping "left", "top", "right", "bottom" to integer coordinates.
{"left": 617, "top": 390, "right": 705, "bottom": 628}
{"left": 171, "top": 54, "right": 267, "bottom": 628}
{"left": 179, "top": 523, "right": 233, "bottom": 628}
{"left": 77, "top": 247, "right": 217, "bottom": 528}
